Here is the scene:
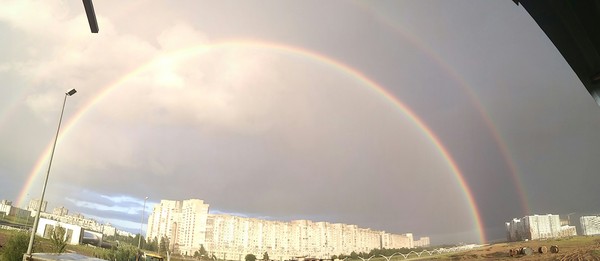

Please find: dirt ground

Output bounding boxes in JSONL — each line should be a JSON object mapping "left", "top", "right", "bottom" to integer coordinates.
{"left": 440, "top": 236, "right": 600, "bottom": 260}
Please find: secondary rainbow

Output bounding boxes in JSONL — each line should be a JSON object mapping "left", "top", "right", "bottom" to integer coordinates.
{"left": 353, "top": 2, "right": 530, "bottom": 215}
{"left": 16, "top": 40, "right": 487, "bottom": 243}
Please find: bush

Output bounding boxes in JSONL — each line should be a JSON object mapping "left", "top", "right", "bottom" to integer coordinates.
{"left": 50, "top": 226, "right": 67, "bottom": 253}
{"left": 2, "top": 232, "right": 29, "bottom": 261}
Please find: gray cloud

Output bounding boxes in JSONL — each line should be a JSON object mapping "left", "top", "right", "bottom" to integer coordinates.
{"left": 1, "top": 0, "right": 598, "bottom": 244}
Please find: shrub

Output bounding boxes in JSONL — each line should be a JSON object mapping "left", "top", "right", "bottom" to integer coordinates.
{"left": 2, "top": 232, "right": 29, "bottom": 261}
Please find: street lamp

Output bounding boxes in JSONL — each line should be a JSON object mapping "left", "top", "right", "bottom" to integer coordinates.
{"left": 138, "top": 196, "right": 149, "bottom": 249}
{"left": 24, "top": 89, "right": 77, "bottom": 260}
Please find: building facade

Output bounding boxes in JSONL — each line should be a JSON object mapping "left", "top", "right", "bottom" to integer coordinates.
{"left": 205, "top": 215, "right": 405, "bottom": 260}
{"left": 581, "top": 216, "right": 600, "bottom": 236}
{"left": 149, "top": 199, "right": 421, "bottom": 260}
{"left": 53, "top": 206, "right": 69, "bottom": 216}
{"left": 178, "top": 199, "right": 210, "bottom": 255}
{"left": 381, "top": 232, "right": 414, "bottom": 250}
{"left": 413, "top": 237, "right": 430, "bottom": 247}
{"left": 506, "top": 214, "right": 577, "bottom": 241}
{"left": 147, "top": 199, "right": 182, "bottom": 246}
{"left": 28, "top": 199, "right": 48, "bottom": 212}
{"left": 146, "top": 199, "right": 210, "bottom": 255}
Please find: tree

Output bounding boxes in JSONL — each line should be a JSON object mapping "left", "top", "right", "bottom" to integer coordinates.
{"left": 50, "top": 225, "right": 68, "bottom": 253}
{"left": 2, "top": 232, "right": 29, "bottom": 261}
{"left": 112, "top": 244, "right": 138, "bottom": 261}
{"left": 263, "top": 252, "right": 269, "bottom": 261}
{"left": 331, "top": 255, "right": 338, "bottom": 260}
{"left": 199, "top": 244, "right": 208, "bottom": 258}
{"left": 245, "top": 254, "right": 257, "bottom": 261}
{"left": 350, "top": 251, "right": 358, "bottom": 259}
{"left": 146, "top": 237, "right": 158, "bottom": 251}
{"left": 159, "top": 236, "right": 170, "bottom": 256}
{"left": 193, "top": 245, "right": 209, "bottom": 260}
{"left": 134, "top": 233, "right": 148, "bottom": 250}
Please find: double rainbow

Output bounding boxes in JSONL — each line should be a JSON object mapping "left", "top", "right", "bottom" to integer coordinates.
{"left": 15, "top": 40, "right": 487, "bottom": 243}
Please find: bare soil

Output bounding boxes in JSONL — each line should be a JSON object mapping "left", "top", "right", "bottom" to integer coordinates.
{"left": 438, "top": 236, "right": 600, "bottom": 260}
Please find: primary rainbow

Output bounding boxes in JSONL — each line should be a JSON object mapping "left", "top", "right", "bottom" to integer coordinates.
{"left": 16, "top": 40, "right": 487, "bottom": 243}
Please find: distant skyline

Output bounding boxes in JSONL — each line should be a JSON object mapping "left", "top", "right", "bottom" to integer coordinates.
{"left": 2, "top": 1, "right": 600, "bottom": 245}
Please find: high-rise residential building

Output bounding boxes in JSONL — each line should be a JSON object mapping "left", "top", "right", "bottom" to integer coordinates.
{"left": 52, "top": 206, "right": 69, "bottom": 216}
{"left": 178, "top": 199, "right": 210, "bottom": 255}
{"left": 413, "top": 237, "right": 430, "bottom": 247}
{"left": 149, "top": 198, "right": 423, "bottom": 260}
{"left": 28, "top": 199, "right": 48, "bottom": 212}
{"left": 146, "top": 199, "right": 210, "bottom": 256}
{"left": 147, "top": 199, "right": 181, "bottom": 246}
{"left": 506, "top": 214, "right": 577, "bottom": 241}
{"left": 581, "top": 216, "right": 600, "bottom": 236}
{"left": 381, "top": 232, "right": 413, "bottom": 249}
{"left": 204, "top": 214, "right": 397, "bottom": 261}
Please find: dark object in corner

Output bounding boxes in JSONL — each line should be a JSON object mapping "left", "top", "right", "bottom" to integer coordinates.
{"left": 82, "top": 0, "right": 99, "bottom": 33}
{"left": 514, "top": 1, "right": 600, "bottom": 105}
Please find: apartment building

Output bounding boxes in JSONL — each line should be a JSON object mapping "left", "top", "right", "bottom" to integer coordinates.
{"left": 146, "top": 199, "right": 210, "bottom": 255}
{"left": 381, "top": 232, "right": 414, "bottom": 249}
{"left": 147, "top": 199, "right": 181, "bottom": 245}
{"left": 178, "top": 199, "right": 210, "bottom": 255}
{"left": 53, "top": 206, "right": 69, "bottom": 216}
{"left": 581, "top": 216, "right": 600, "bottom": 236}
{"left": 205, "top": 215, "right": 394, "bottom": 260}
{"left": 149, "top": 199, "right": 422, "bottom": 260}
{"left": 506, "top": 214, "right": 577, "bottom": 241}
{"left": 413, "top": 237, "right": 430, "bottom": 248}
{"left": 28, "top": 199, "right": 48, "bottom": 212}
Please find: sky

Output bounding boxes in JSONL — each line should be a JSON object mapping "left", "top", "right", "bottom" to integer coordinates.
{"left": 1, "top": 0, "right": 600, "bottom": 245}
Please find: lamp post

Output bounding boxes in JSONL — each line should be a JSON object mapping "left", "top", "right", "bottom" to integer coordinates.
{"left": 138, "top": 196, "right": 148, "bottom": 249}
{"left": 24, "top": 89, "right": 77, "bottom": 260}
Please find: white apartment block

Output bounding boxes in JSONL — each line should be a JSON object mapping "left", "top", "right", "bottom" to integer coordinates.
{"left": 147, "top": 199, "right": 182, "bottom": 244}
{"left": 413, "top": 237, "right": 430, "bottom": 248}
{"left": 581, "top": 216, "right": 600, "bottom": 236}
{"left": 146, "top": 199, "right": 210, "bottom": 256}
{"left": 178, "top": 199, "right": 210, "bottom": 255}
{"left": 53, "top": 206, "right": 69, "bottom": 216}
{"left": 28, "top": 199, "right": 48, "bottom": 213}
{"left": 205, "top": 215, "right": 396, "bottom": 261}
{"left": 148, "top": 199, "right": 421, "bottom": 260}
{"left": 381, "top": 232, "right": 413, "bottom": 250}
{"left": 506, "top": 214, "right": 577, "bottom": 241}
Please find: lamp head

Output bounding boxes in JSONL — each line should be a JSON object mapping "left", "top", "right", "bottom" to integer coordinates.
{"left": 66, "top": 89, "right": 77, "bottom": 96}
